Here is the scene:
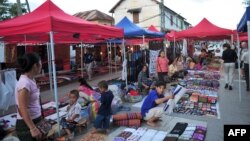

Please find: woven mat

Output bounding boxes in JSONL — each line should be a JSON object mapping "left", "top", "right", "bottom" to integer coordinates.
{"left": 80, "top": 132, "right": 107, "bottom": 141}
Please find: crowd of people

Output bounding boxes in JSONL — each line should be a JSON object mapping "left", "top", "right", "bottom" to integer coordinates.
{"left": 10, "top": 40, "right": 249, "bottom": 140}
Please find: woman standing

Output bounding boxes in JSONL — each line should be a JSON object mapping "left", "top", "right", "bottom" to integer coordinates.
{"left": 15, "top": 53, "right": 42, "bottom": 141}
{"left": 156, "top": 50, "right": 169, "bottom": 83}
{"left": 222, "top": 43, "right": 237, "bottom": 90}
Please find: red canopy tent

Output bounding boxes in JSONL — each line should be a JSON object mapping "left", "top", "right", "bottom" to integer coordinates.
{"left": 0, "top": 0, "right": 124, "bottom": 130}
{"left": 0, "top": 0, "right": 123, "bottom": 42}
{"left": 148, "top": 25, "right": 160, "bottom": 32}
{"left": 176, "top": 18, "right": 233, "bottom": 40}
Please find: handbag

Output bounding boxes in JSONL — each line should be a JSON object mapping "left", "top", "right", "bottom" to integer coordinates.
{"left": 18, "top": 96, "right": 52, "bottom": 136}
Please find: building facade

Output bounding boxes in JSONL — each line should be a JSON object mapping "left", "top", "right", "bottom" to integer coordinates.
{"left": 109, "top": 0, "right": 191, "bottom": 32}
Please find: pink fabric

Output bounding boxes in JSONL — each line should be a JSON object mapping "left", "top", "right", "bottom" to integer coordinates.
{"left": 15, "top": 75, "right": 41, "bottom": 119}
{"left": 156, "top": 57, "right": 169, "bottom": 72}
{"left": 78, "top": 85, "right": 94, "bottom": 96}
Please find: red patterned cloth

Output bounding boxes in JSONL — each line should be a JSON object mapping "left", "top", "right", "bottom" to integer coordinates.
{"left": 113, "top": 112, "right": 142, "bottom": 121}
{"left": 114, "top": 119, "right": 141, "bottom": 127}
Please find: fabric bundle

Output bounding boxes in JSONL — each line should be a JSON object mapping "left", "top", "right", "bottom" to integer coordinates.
{"left": 113, "top": 112, "right": 142, "bottom": 121}
{"left": 112, "top": 112, "right": 142, "bottom": 127}
{"left": 151, "top": 131, "right": 168, "bottom": 141}
{"left": 113, "top": 128, "right": 135, "bottom": 141}
{"left": 114, "top": 119, "right": 141, "bottom": 127}
{"left": 139, "top": 129, "right": 157, "bottom": 141}
{"left": 191, "top": 126, "right": 207, "bottom": 141}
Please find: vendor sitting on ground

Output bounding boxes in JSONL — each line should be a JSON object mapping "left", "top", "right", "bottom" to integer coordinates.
{"left": 137, "top": 65, "right": 154, "bottom": 90}
{"left": 60, "top": 90, "right": 82, "bottom": 140}
{"left": 141, "top": 81, "right": 173, "bottom": 127}
{"left": 186, "top": 57, "right": 197, "bottom": 70}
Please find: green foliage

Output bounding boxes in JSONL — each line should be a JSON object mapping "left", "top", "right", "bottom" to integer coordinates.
{"left": 0, "top": 0, "right": 27, "bottom": 21}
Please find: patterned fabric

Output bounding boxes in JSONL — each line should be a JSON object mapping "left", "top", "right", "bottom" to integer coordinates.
{"left": 114, "top": 119, "right": 141, "bottom": 127}
{"left": 113, "top": 112, "right": 142, "bottom": 121}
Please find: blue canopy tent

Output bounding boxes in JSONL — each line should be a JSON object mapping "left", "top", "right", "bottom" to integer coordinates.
{"left": 237, "top": 6, "right": 250, "bottom": 100}
{"left": 116, "top": 16, "right": 164, "bottom": 38}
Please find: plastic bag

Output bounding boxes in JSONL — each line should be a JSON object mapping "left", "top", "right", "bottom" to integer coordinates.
{"left": 164, "top": 99, "right": 175, "bottom": 114}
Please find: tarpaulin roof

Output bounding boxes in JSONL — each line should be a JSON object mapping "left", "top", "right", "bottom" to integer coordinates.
{"left": 176, "top": 18, "right": 233, "bottom": 40}
{"left": 148, "top": 25, "right": 160, "bottom": 32}
{"left": 237, "top": 6, "right": 250, "bottom": 32}
{"left": 0, "top": 0, "right": 123, "bottom": 43}
{"left": 116, "top": 17, "right": 164, "bottom": 38}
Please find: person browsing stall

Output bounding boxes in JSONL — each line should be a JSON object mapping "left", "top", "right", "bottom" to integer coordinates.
{"left": 60, "top": 90, "right": 81, "bottom": 140}
{"left": 156, "top": 50, "right": 169, "bottom": 83}
{"left": 92, "top": 81, "right": 114, "bottom": 134}
{"left": 84, "top": 49, "right": 94, "bottom": 80}
{"left": 141, "top": 81, "right": 173, "bottom": 127}
{"left": 222, "top": 43, "right": 237, "bottom": 90}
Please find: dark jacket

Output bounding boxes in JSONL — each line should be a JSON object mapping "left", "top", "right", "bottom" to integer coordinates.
{"left": 98, "top": 90, "right": 114, "bottom": 116}
{"left": 222, "top": 49, "right": 237, "bottom": 63}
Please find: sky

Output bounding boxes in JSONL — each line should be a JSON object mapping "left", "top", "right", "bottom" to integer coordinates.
{"left": 10, "top": 0, "right": 247, "bottom": 29}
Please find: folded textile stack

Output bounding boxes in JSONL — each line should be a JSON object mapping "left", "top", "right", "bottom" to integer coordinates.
{"left": 138, "top": 129, "right": 157, "bottom": 141}
{"left": 113, "top": 128, "right": 136, "bottom": 141}
{"left": 113, "top": 112, "right": 142, "bottom": 120}
{"left": 113, "top": 112, "right": 142, "bottom": 127}
{"left": 186, "top": 80, "right": 220, "bottom": 88}
{"left": 178, "top": 124, "right": 196, "bottom": 140}
{"left": 163, "top": 134, "right": 179, "bottom": 141}
{"left": 151, "top": 131, "right": 168, "bottom": 141}
{"left": 191, "top": 126, "right": 207, "bottom": 141}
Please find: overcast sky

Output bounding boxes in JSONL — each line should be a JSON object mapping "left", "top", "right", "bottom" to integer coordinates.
{"left": 12, "top": 0, "right": 247, "bottom": 29}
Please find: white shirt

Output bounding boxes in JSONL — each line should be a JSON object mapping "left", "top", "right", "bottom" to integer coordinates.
{"left": 241, "top": 49, "right": 249, "bottom": 64}
{"left": 66, "top": 102, "right": 82, "bottom": 122}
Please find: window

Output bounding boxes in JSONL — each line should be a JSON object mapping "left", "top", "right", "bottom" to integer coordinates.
{"left": 170, "top": 15, "right": 173, "bottom": 26}
{"left": 133, "top": 12, "right": 139, "bottom": 23}
{"left": 176, "top": 18, "right": 178, "bottom": 27}
{"left": 181, "top": 21, "right": 184, "bottom": 29}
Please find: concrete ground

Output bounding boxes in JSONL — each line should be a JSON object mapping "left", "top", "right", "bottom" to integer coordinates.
{"left": 1, "top": 70, "right": 250, "bottom": 141}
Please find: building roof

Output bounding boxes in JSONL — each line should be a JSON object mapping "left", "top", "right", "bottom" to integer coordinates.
{"left": 74, "top": 9, "right": 114, "bottom": 21}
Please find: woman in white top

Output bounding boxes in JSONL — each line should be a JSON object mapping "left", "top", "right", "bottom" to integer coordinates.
{"left": 15, "top": 53, "right": 43, "bottom": 141}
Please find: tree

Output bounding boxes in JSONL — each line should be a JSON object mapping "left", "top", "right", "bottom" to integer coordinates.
{"left": 9, "top": 3, "right": 27, "bottom": 17}
{"left": 0, "top": 0, "right": 27, "bottom": 21}
{"left": 0, "top": 0, "right": 11, "bottom": 20}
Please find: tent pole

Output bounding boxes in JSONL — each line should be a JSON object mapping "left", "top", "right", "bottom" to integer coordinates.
{"left": 81, "top": 42, "right": 84, "bottom": 78}
{"left": 49, "top": 31, "right": 60, "bottom": 136}
{"left": 143, "top": 35, "right": 146, "bottom": 64}
{"left": 110, "top": 41, "right": 112, "bottom": 75}
{"left": 24, "top": 35, "right": 27, "bottom": 52}
{"left": 247, "top": 21, "right": 250, "bottom": 92}
{"left": 114, "top": 42, "right": 117, "bottom": 73}
{"left": 236, "top": 33, "right": 242, "bottom": 102}
{"left": 107, "top": 42, "right": 109, "bottom": 74}
{"left": 122, "top": 38, "right": 128, "bottom": 90}
{"left": 47, "top": 42, "right": 53, "bottom": 92}
{"left": 174, "top": 37, "right": 176, "bottom": 59}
